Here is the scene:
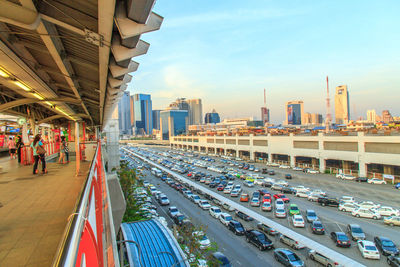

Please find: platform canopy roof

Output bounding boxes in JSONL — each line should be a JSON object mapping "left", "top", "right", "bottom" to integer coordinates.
{"left": 0, "top": 0, "right": 162, "bottom": 128}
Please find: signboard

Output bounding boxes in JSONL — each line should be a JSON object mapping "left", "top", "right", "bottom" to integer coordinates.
{"left": 0, "top": 135, "right": 4, "bottom": 147}
{"left": 383, "top": 174, "right": 395, "bottom": 184}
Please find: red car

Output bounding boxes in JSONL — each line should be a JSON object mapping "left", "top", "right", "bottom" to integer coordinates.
{"left": 262, "top": 194, "right": 272, "bottom": 203}
{"left": 240, "top": 193, "right": 249, "bottom": 202}
{"left": 217, "top": 184, "right": 225, "bottom": 191}
{"left": 273, "top": 194, "right": 290, "bottom": 203}
{"left": 187, "top": 172, "right": 193, "bottom": 177}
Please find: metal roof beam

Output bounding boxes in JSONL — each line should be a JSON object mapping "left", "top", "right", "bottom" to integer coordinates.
{"left": 0, "top": 97, "right": 82, "bottom": 112}
{"left": 111, "top": 35, "right": 149, "bottom": 62}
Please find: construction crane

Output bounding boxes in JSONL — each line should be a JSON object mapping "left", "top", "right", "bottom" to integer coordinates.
{"left": 325, "top": 76, "right": 331, "bottom": 132}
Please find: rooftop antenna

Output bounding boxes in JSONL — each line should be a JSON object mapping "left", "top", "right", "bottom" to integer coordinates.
{"left": 325, "top": 76, "right": 331, "bottom": 132}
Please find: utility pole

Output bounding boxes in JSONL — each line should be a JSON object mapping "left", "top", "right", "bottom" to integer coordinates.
{"left": 325, "top": 76, "right": 331, "bottom": 133}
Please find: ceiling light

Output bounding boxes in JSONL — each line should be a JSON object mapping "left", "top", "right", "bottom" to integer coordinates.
{"left": 14, "top": 81, "right": 31, "bottom": 91}
{"left": 0, "top": 67, "right": 9, "bottom": 78}
{"left": 32, "top": 93, "right": 44, "bottom": 100}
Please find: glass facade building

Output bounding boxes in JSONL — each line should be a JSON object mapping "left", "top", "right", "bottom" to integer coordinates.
{"left": 133, "top": 94, "right": 153, "bottom": 135}
{"left": 118, "top": 91, "right": 132, "bottom": 135}
{"left": 152, "top": 110, "right": 161, "bottom": 130}
{"left": 205, "top": 110, "right": 220, "bottom": 124}
{"left": 160, "top": 110, "right": 188, "bottom": 140}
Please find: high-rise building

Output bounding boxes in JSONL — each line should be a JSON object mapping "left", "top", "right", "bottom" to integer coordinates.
{"left": 303, "top": 113, "right": 323, "bottom": 125}
{"left": 335, "top": 85, "right": 350, "bottom": 124}
{"left": 285, "top": 101, "right": 304, "bottom": 125}
{"left": 169, "top": 98, "right": 203, "bottom": 125}
{"left": 152, "top": 110, "right": 161, "bottom": 130}
{"left": 187, "top": 99, "right": 203, "bottom": 125}
{"left": 261, "top": 107, "right": 270, "bottom": 125}
{"left": 133, "top": 94, "right": 153, "bottom": 135}
{"left": 366, "top": 109, "right": 376, "bottom": 123}
{"left": 205, "top": 109, "right": 221, "bottom": 124}
{"left": 160, "top": 109, "right": 188, "bottom": 140}
{"left": 118, "top": 91, "right": 132, "bottom": 135}
{"left": 382, "top": 110, "right": 393, "bottom": 124}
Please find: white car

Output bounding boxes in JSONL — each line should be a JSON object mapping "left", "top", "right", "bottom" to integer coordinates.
{"left": 243, "top": 180, "right": 254, "bottom": 187}
{"left": 293, "top": 185, "right": 310, "bottom": 192}
{"left": 219, "top": 213, "right": 233, "bottom": 226}
{"left": 227, "top": 181, "right": 234, "bottom": 187}
{"left": 275, "top": 180, "right": 289, "bottom": 187}
{"left": 372, "top": 206, "right": 400, "bottom": 217}
{"left": 275, "top": 199, "right": 285, "bottom": 210}
{"left": 311, "top": 189, "right": 326, "bottom": 196}
{"left": 341, "top": 174, "right": 356, "bottom": 180}
{"left": 340, "top": 196, "right": 355, "bottom": 203}
{"left": 198, "top": 200, "right": 211, "bottom": 210}
{"left": 357, "top": 201, "right": 380, "bottom": 209}
{"left": 307, "top": 193, "right": 321, "bottom": 202}
{"left": 352, "top": 208, "right": 381, "bottom": 220}
{"left": 254, "top": 178, "right": 265, "bottom": 185}
{"left": 209, "top": 206, "right": 222, "bottom": 218}
{"left": 268, "top": 162, "right": 280, "bottom": 167}
{"left": 292, "top": 215, "right": 305, "bottom": 227}
{"left": 264, "top": 177, "right": 276, "bottom": 183}
{"left": 191, "top": 195, "right": 201, "bottom": 204}
{"left": 306, "top": 169, "right": 319, "bottom": 174}
{"left": 193, "top": 231, "right": 211, "bottom": 250}
{"left": 367, "top": 178, "right": 387, "bottom": 185}
{"left": 338, "top": 203, "right": 359, "bottom": 212}
{"left": 279, "top": 165, "right": 291, "bottom": 169}
{"left": 292, "top": 167, "right": 303, "bottom": 171}
{"left": 233, "top": 184, "right": 242, "bottom": 191}
{"left": 223, "top": 186, "right": 233, "bottom": 194}
{"left": 357, "top": 240, "right": 380, "bottom": 260}
{"left": 296, "top": 191, "right": 310, "bottom": 198}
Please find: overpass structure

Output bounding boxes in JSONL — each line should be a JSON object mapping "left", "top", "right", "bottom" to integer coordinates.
{"left": 171, "top": 132, "right": 400, "bottom": 180}
{"left": 0, "top": 0, "right": 163, "bottom": 266}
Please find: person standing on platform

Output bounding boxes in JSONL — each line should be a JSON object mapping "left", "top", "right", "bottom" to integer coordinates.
{"left": 58, "top": 136, "right": 68, "bottom": 164}
{"left": 16, "top": 135, "right": 24, "bottom": 163}
{"left": 7, "top": 136, "right": 16, "bottom": 159}
{"left": 31, "top": 134, "right": 47, "bottom": 174}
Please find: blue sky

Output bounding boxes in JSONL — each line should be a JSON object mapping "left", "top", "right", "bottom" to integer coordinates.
{"left": 127, "top": 0, "right": 400, "bottom": 123}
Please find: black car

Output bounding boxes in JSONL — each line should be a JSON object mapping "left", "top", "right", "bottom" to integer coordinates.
{"left": 211, "top": 252, "right": 232, "bottom": 267}
{"left": 347, "top": 224, "right": 365, "bottom": 241}
{"left": 355, "top": 176, "right": 368, "bottom": 182}
{"left": 273, "top": 248, "right": 304, "bottom": 267}
{"left": 262, "top": 168, "right": 268, "bottom": 174}
{"left": 257, "top": 223, "right": 278, "bottom": 236}
{"left": 245, "top": 230, "right": 273, "bottom": 251}
{"left": 387, "top": 256, "right": 400, "bottom": 267}
{"left": 268, "top": 170, "right": 275, "bottom": 175}
{"left": 374, "top": 236, "right": 399, "bottom": 256}
{"left": 235, "top": 210, "right": 254, "bottom": 221}
{"left": 281, "top": 187, "right": 296, "bottom": 194}
{"left": 262, "top": 181, "right": 273, "bottom": 188}
{"left": 317, "top": 197, "right": 339, "bottom": 207}
{"left": 172, "top": 213, "right": 185, "bottom": 226}
{"left": 228, "top": 220, "right": 245, "bottom": 235}
{"left": 310, "top": 221, "right": 325, "bottom": 235}
{"left": 285, "top": 174, "right": 292, "bottom": 179}
{"left": 330, "top": 232, "right": 351, "bottom": 248}
{"left": 209, "top": 182, "right": 217, "bottom": 188}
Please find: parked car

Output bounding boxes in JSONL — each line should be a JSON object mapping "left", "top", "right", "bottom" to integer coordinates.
{"left": 305, "top": 210, "right": 318, "bottom": 222}
{"left": 230, "top": 189, "right": 240, "bottom": 197}
{"left": 357, "top": 240, "right": 380, "bottom": 260}
{"left": 279, "top": 235, "right": 305, "bottom": 249}
{"left": 159, "top": 195, "right": 170, "bottom": 206}
{"left": 384, "top": 216, "right": 400, "bottom": 226}
{"left": 211, "top": 252, "right": 231, "bottom": 267}
{"left": 352, "top": 208, "right": 381, "bottom": 220}
{"left": 275, "top": 199, "right": 285, "bottom": 210}
{"left": 373, "top": 206, "right": 400, "bottom": 217}
{"left": 219, "top": 213, "right": 233, "bottom": 226}
{"left": 318, "top": 197, "right": 339, "bottom": 207}
{"left": 240, "top": 193, "right": 249, "bottom": 202}
{"left": 168, "top": 206, "right": 179, "bottom": 218}
{"left": 387, "top": 256, "right": 400, "bottom": 267}
{"left": 192, "top": 231, "right": 211, "bottom": 250}
{"left": 340, "top": 196, "right": 355, "bottom": 204}
{"left": 209, "top": 206, "right": 222, "bottom": 218}
{"left": 295, "top": 191, "right": 310, "bottom": 198}
{"left": 292, "top": 215, "right": 305, "bottom": 227}
{"left": 338, "top": 203, "right": 359, "bottom": 212}
{"left": 308, "top": 250, "right": 339, "bottom": 267}
{"left": 261, "top": 194, "right": 272, "bottom": 203}
{"left": 261, "top": 202, "right": 272, "bottom": 212}
{"left": 292, "top": 167, "right": 303, "bottom": 171}
{"left": 355, "top": 177, "right": 368, "bottom": 182}
{"left": 172, "top": 213, "right": 186, "bottom": 226}
{"left": 310, "top": 221, "right": 325, "bottom": 235}
{"left": 268, "top": 170, "right": 275, "bottom": 175}
{"left": 368, "top": 178, "right": 387, "bottom": 184}
{"left": 250, "top": 197, "right": 261, "bottom": 207}
{"left": 245, "top": 229, "right": 274, "bottom": 251}
{"left": 275, "top": 208, "right": 287, "bottom": 218}
{"left": 281, "top": 187, "right": 296, "bottom": 194}
{"left": 285, "top": 174, "right": 292, "bottom": 179}
{"left": 347, "top": 224, "right": 366, "bottom": 241}
{"left": 273, "top": 248, "right": 304, "bottom": 267}
{"left": 257, "top": 223, "right": 278, "bottom": 236}
{"left": 357, "top": 201, "right": 380, "bottom": 209}
{"left": 244, "top": 180, "right": 255, "bottom": 187}
{"left": 199, "top": 200, "right": 211, "bottom": 210}
{"left": 273, "top": 194, "right": 290, "bottom": 203}
{"left": 271, "top": 183, "right": 283, "bottom": 191}
{"left": 374, "top": 236, "right": 399, "bottom": 256}
{"left": 235, "top": 210, "right": 254, "bottom": 221}
{"left": 228, "top": 220, "right": 245, "bottom": 235}
{"left": 330, "top": 232, "right": 351, "bottom": 248}
{"left": 307, "top": 193, "right": 321, "bottom": 202}
{"left": 288, "top": 204, "right": 300, "bottom": 216}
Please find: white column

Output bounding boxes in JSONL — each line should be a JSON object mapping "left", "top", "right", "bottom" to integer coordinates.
{"left": 357, "top": 132, "right": 367, "bottom": 177}
{"left": 104, "top": 118, "right": 120, "bottom": 173}
{"left": 75, "top": 121, "right": 80, "bottom": 176}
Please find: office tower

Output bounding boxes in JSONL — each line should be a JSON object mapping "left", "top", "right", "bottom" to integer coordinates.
{"left": 187, "top": 99, "right": 203, "bottom": 125}
{"left": 335, "top": 85, "right": 350, "bottom": 124}
{"left": 133, "top": 94, "right": 153, "bottom": 135}
{"left": 311, "top": 113, "right": 323, "bottom": 125}
{"left": 285, "top": 101, "right": 304, "bottom": 125}
{"left": 130, "top": 95, "right": 135, "bottom": 127}
{"left": 152, "top": 110, "right": 161, "bottom": 130}
{"left": 160, "top": 109, "right": 189, "bottom": 140}
{"left": 366, "top": 109, "right": 377, "bottom": 123}
{"left": 205, "top": 109, "right": 221, "bottom": 124}
{"left": 117, "top": 91, "right": 132, "bottom": 135}
{"left": 382, "top": 110, "right": 394, "bottom": 124}
{"left": 261, "top": 107, "right": 270, "bottom": 125}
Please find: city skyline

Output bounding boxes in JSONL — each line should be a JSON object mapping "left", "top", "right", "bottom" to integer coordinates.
{"left": 127, "top": 0, "right": 400, "bottom": 123}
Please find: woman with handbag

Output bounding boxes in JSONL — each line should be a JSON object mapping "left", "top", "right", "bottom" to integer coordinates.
{"left": 31, "top": 134, "right": 47, "bottom": 174}
{"left": 58, "top": 136, "right": 68, "bottom": 164}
